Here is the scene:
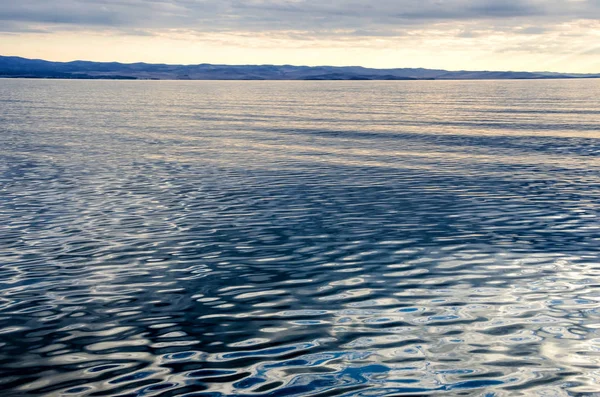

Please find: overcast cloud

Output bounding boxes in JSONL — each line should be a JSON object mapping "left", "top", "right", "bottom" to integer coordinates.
{"left": 1, "top": 0, "right": 600, "bottom": 35}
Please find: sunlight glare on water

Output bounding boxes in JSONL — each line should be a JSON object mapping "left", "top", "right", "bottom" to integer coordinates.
{"left": 1, "top": 79, "right": 600, "bottom": 396}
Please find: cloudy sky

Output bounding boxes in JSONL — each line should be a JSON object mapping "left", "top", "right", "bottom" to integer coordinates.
{"left": 1, "top": 0, "right": 599, "bottom": 72}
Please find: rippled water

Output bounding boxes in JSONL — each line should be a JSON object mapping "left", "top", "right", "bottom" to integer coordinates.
{"left": 1, "top": 79, "right": 600, "bottom": 396}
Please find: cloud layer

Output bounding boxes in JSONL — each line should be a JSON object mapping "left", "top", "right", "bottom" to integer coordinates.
{"left": 1, "top": 0, "right": 600, "bottom": 35}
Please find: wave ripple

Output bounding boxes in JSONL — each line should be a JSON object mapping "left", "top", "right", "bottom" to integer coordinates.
{"left": 1, "top": 80, "right": 600, "bottom": 396}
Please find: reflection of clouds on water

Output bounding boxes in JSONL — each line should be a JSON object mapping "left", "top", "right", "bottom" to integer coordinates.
{"left": 0, "top": 79, "right": 599, "bottom": 396}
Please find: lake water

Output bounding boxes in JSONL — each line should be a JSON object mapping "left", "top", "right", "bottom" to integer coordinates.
{"left": 1, "top": 79, "right": 600, "bottom": 396}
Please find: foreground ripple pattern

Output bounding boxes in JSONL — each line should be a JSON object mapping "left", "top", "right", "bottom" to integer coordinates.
{"left": 1, "top": 80, "right": 600, "bottom": 396}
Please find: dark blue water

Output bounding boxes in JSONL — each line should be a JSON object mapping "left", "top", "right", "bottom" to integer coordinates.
{"left": 1, "top": 79, "right": 600, "bottom": 396}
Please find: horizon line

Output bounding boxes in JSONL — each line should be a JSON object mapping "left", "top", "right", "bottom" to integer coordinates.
{"left": 3, "top": 54, "right": 598, "bottom": 76}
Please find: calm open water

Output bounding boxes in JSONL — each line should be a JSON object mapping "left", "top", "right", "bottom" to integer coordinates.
{"left": 1, "top": 79, "right": 600, "bottom": 396}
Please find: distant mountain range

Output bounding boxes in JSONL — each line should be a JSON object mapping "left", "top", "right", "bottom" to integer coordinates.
{"left": 1, "top": 55, "right": 598, "bottom": 81}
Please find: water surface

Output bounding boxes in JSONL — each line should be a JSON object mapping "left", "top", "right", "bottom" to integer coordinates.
{"left": 1, "top": 79, "right": 600, "bottom": 396}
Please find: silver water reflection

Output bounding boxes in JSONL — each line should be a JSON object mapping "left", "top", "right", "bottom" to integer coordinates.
{"left": 1, "top": 80, "right": 600, "bottom": 396}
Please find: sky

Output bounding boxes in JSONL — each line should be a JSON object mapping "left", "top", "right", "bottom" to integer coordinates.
{"left": 1, "top": 0, "right": 599, "bottom": 73}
